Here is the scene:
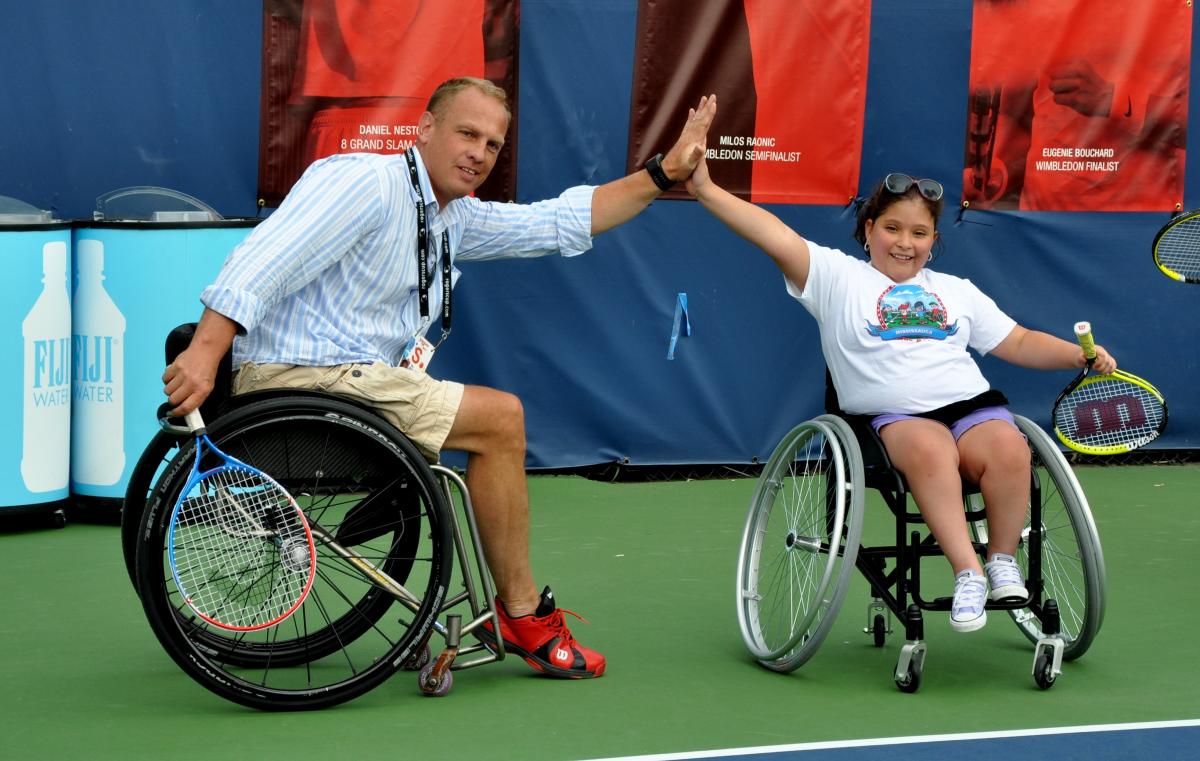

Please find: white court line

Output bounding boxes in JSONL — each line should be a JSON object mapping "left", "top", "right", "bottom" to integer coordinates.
{"left": 581, "top": 719, "right": 1200, "bottom": 761}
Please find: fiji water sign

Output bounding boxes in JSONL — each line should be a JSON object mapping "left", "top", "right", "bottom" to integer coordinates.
{"left": 24, "top": 331, "right": 71, "bottom": 489}
{"left": 69, "top": 223, "right": 255, "bottom": 499}
{"left": 2, "top": 230, "right": 72, "bottom": 507}
{"left": 70, "top": 238, "right": 127, "bottom": 491}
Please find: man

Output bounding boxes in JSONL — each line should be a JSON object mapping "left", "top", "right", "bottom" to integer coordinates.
{"left": 164, "top": 77, "right": 717, "bottom": 679}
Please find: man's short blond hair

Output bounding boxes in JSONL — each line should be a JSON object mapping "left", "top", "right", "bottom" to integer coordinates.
{"left": 427, "top": 77, "right": 511, "bottom": 121}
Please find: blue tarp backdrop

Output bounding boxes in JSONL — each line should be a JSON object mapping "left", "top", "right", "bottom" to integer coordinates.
{"left": 2, "top": 1, "right": 1197, "bottom": 467}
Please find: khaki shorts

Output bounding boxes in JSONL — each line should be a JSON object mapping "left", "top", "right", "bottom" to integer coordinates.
{"left": 232, "top": 362, "right": 465, "bottom": 460}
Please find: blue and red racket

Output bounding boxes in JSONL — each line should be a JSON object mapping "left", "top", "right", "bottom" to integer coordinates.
{"left": 167, "top": 410, "right": 316, "bottom": 631}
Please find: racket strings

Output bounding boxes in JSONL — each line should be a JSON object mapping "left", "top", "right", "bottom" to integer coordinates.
{"left": 1157, "top": 217, "right": 1200, "bottom": 278}
{"left": 1055, "top": 378, "right": 1165, "bottom": 449}
{"left": 173, "top": 465, "right": 313, "bottom": 629}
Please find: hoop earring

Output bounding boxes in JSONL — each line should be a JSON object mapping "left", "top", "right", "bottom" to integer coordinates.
{"left": 863, "top": 241, "right": 870, "bottom": 253}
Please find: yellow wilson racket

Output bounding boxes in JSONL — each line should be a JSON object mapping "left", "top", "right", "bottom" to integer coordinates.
{"left": 1052, "top": 322, "right": 1167, "bottom": 455}
{"left": 1152, "top": 209, "right": 1200, "bottom": 284}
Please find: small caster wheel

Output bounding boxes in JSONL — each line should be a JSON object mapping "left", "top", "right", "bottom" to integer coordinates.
{"left": 52, "top": 509, "right": 67, "bottom": 529}
{"left": 418, "top": 661, "right": 453, "bottom": 697}
{"left": 896, "top": 661, "right": 922, "bottom": 693}
{"left": 1033, "top": 650, "right": 1057, "bottom": 690}
{"left": 402, "top": 644, "right": 431, "bottom": 671}
{"left": 872, "top": 614, "right": 887, "bottom": 648}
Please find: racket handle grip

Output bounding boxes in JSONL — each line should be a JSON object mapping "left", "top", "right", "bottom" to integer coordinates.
{"left": 185, "top": 409, "right": 206, "bottom": 433}
{"left": 1074, "top": 321, "right": 1096, "bottom": 361}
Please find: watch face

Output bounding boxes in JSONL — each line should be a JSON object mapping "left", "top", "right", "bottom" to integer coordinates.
{"left": 646, "top": 154, "right": 672, "bottom": 190}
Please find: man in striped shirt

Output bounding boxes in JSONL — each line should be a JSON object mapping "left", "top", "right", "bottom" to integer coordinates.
{"left": 163, "top": 77, "right": 717, "bottom": 679}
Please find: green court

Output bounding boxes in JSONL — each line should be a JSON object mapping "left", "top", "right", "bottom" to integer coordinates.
{"left": 1, "top": 464, "right": 1197, "bottom": 760}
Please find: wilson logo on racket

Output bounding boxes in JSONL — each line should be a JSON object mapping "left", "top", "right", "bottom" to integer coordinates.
{"left": 1072, "top": 394, "right": 1149, "bottom": 437}
{"left": 1052, "top": 322, "right": 1167, "bottom": 456}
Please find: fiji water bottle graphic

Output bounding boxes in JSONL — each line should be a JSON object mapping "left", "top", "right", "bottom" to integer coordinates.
{"left": 21, "top": 241, "right": 72, "bottom": 493}
{"left": 71, "top": 239, "right": 126, "bottom": 486}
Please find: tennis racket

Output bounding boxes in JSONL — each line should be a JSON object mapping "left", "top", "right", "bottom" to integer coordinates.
{"left": 1152, "top": 209, "right": 1200, "bottom": 283}
{"left": 167, "top": 410, "right": 316, "bottom": 631}
{"left": 1052, "top": 322, "right": 1167, "bottom": 455}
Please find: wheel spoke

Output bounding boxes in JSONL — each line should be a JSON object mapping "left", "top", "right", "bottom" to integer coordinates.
{"left": 136, "top": 398, "right": 451, "bottom": 709}
{"left": 737, "top": 419, "right": 864, "bottom": 670}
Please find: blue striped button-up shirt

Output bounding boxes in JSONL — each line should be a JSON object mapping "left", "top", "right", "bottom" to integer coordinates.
{"left": 202, "top": 148, "right": 595, "bottom": 366}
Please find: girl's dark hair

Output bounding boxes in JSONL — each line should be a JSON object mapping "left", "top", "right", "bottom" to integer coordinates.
{"left": 852, "top": 175, "right": 945, "bottom": 248}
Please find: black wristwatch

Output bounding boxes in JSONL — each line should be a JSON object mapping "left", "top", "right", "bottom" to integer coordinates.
{"left": 643, "top": 153, "right": 675, "bottom": 191}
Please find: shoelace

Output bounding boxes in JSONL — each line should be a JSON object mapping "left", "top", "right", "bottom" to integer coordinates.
{"left": 988, "top": 560, "right": 1024, "bottom": 587}
{"left": 538, "top": 607, "right": 588, "bottom": 648}
{"left": 953, "top": 575, "right": 987, "bottom": 616}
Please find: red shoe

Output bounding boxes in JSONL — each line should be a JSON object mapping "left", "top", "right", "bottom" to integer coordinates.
{"left": 481, "top": 586, "right": 606, "bottom": 678}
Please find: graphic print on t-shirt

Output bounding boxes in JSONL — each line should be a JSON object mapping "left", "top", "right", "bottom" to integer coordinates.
{"left": 865, "top": 284, "right": 959, "bottom": 341}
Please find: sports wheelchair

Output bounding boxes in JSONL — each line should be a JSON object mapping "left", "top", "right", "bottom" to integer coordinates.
{"left": 121, "top": 325, "right": 506, "bottom": 710}
{"left": 735, "top": 387, "right": 1106, "bottom": 692}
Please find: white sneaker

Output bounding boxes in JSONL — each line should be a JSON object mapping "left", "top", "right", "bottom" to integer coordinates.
{"left": 985, "top": 553, "right": 1029, "bottom": 601}
{"left": 950, "top": 570, "right": 988, "bottom": 632}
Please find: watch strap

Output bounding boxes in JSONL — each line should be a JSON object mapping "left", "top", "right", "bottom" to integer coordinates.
{"left": 643, "top": 153, "right": 674, "bottom": 192}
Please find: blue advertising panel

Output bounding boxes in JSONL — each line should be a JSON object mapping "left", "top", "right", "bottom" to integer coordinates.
{"left": 1, "top": 225, "right": 72, "bottom": 512}
{"left": 69, "top": 222, "right": 258, "bottom": 502}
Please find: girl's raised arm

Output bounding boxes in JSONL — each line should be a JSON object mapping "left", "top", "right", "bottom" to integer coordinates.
{"left": 687, "top": 156, "right": 812, "bottom": 290}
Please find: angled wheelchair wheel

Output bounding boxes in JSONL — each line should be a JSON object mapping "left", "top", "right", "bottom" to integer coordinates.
{"left": 127, "top": 404, "right": 407, "bottom": 670}
{"left": 736, "top": 418, "right": 864, "bottom": 673}
{"left": 122, "top": 430, "right": 186, "bottom": 594}
{"left": 133, "top": 395, "right": 452, "bottom": 710}
{"left": 971, "top": 415, "right": 1105, "bottom": 660}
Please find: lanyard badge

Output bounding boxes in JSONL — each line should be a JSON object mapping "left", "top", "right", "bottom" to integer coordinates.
{"left": 399, "top": 333, "right": 437, "bottom": 372}
{"left": 400, "top": 317, "right": 451, "bottom": 373}
{"left": 402, "top": 149, "right": 452, "bottom": 373}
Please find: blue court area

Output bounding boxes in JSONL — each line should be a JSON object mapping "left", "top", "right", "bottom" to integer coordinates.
{"left": 591, "top": 721, "right": 1200, "bottom": 761}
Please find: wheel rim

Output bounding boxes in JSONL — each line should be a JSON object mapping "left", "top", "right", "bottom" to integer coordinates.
{"left": 982, "top": 417, "right": 1105, "bottom": 660}
{"left": 737, "top": 421, "right": 854, "bottom": 666}
{"left": 123, "top": 432, "right": 184, "bottom": 591}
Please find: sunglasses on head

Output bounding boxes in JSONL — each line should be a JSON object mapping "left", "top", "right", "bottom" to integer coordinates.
{"left": 883, "top": 173, "right": 944, "bottom": 202}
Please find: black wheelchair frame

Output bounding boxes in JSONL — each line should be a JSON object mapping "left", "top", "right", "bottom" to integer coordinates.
{"left": 736, "top": 384, "right": 1105, "bottom": 692}
{"left": 122, "top": 324, "right": 506, "bottom": 710}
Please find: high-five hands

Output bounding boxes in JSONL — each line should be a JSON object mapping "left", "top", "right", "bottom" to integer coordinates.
{"left": 663, "top": 94, "right": 717, "bottom": 184}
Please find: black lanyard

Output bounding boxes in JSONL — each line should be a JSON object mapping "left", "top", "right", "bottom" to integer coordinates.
{"left": 404, "top": 148, "right": 452, "bottom": 342}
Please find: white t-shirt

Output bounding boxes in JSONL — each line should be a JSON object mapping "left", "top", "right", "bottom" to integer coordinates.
{"left": 789, "top": 242, "right": 1017, "bottom": 415}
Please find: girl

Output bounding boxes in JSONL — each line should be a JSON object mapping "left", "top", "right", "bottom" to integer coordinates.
{"left": 689, "top": 164, "right": 1116, "bottom": 631}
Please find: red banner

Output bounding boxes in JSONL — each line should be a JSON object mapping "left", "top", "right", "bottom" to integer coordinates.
{"left": 627, "top": 0, "right": 870, "bottom": 205}
{"left": 963, "top": 0, "right": 1190, "bottom": 212}
{"left": 257, "top": 0, "right": 520, "bottom": 208}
